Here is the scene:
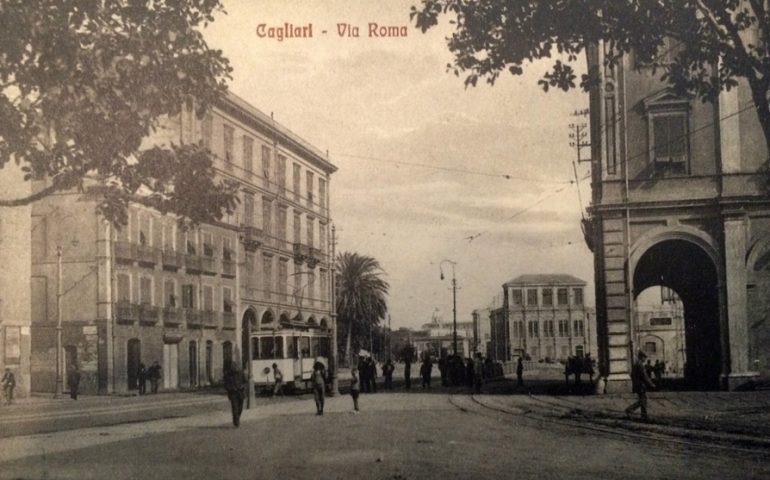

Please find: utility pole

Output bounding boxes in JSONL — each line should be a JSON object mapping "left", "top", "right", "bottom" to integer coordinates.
{"left": 55, "top": 245, "right": 63, "bottom": 399}
{"left": 439, "top": 260, "right": 458, "bottom": 356}
{"left": 329, "top": 224, "right": 339, "bottom": 395}
{"left": 568, "top": 108, "right": 592, "bottom": 164}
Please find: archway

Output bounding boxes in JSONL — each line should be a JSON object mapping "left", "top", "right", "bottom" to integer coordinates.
{"left": 241, "top": 309, "right": 257, "bottom": 370}
{"left": 633, "top": 239, "right": 721, "bottom": 389}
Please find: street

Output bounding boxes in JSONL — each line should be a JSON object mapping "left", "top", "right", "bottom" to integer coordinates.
{"left": 1, "top": 388, "right": 768, "bottom": 479}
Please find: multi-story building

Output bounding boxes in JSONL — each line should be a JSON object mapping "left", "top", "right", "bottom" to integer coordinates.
{"left": 585, "top": 37, "right": 770, "bottom": 390}
{"left": 24, "top": 92, "right": 336, "bottom": 394}
{"left": 489, "top": 274, "right": 596, "bottom": 363}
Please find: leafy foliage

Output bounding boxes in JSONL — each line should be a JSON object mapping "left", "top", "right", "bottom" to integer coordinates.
{"left": 335, "top": 252, "right": 390, "bottom": 361}
{"left": 410, "top": 0, "right": 770, "bottom": 154}
{"left": 0, "top": 0, "right": 236, "bottom": 226}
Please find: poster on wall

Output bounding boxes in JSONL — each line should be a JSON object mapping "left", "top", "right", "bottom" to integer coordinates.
{"left": 4, "top": 326, "right": 21, "bottom": 364}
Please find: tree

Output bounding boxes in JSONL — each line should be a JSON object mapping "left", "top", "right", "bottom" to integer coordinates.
{"left": 0, "top": 0, "right": 237, "bottom": 227}
{"left": 411, "top": 0, "right": 770, "bottom": 160}
{"left": 335, "top": 252, "right": 390, "bottom": 365}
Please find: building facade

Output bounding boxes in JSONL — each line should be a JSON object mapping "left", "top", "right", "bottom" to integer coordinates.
{"left": 586, "top": 38, "right": 770, "bottom": 391}
{"left": 471, "top": 307, "right": 492, "bottom": 356}
{"left": 489, "top": 274, "right": 596, "bottom": 363}
{"left": 24, "top": 92, "right": 335, "bottom": 394}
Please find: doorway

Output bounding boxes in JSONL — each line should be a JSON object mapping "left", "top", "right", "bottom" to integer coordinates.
{"left": 163, "top": 343, "right": 179, "bottom": 389}
{"left": 127, "top": 339, "right": 141, "bottom": 391}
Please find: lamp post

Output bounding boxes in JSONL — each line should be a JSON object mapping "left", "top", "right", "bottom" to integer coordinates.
{"left": 439, "top": 260, "right": 458, "bottom": 356}
{"left": 329, "top": 225, "right": 339, "bottom": 395}
{"left": 55, "top": 245, "right": 63, "bottom": 398}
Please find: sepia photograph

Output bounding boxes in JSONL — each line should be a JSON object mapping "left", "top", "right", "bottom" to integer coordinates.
{"left": 0, "top": 0, "right": 769, "bottom": 478}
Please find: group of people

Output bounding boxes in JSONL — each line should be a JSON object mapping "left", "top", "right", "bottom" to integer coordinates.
{"left": 136, "top": 361, "right": 162, "bottom": 395}
{"left": 416, "top": 352, "right": 497, "bottom": 393}
{"left": 645, "top": 358, "right": 666, "bottom": 384}
{"left": 564, "top": 354, "right": 596, "bottom": 385}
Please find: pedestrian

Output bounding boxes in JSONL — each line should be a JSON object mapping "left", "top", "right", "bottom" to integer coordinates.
{"left": 137, "top": 362, "right": 147, "bottom": 395}
{"left": 585, "top": 354, "right": 595, "bottom": 383}
{"left": 272, "top": 363, "right": 283, "bottom": 396}
{"left": 465, "top": 358, "right": 474, "bottom": 388}
{"left": 1, "top": 368, "right": 15, "bottom": 405}
{"left": 625, "top": 351, "right": 656, "bottom": 421}
{"left": 350, "top": 367, "right": 361, "bottom": 412}
{"left": 223, "top": 360, "right": 245, "bottom": 427}
{"left": 473, "top": 353, "right": 484, "bottom": 394}
{"left": 149, "top": 361, "right": 161, "bottom": 393}
{"left": 370, "top": 357, "right": 378, "bottom": 393}
{"left": 420, "top": 357, "right": 432, "bottom": 389}
{"left": 438, "top": 356, "right": 448, "bottom": 386}
{"left": 645, "top": 359, "right": 654, "bottom": 379}
{"left": 67, "top": 363, "right": 81, "bottom": 400}
{"left": 653, "top": 360, "right": 663, "bottom": 384}
{"left": 312, "top": 361, "right": 326, "bottom": 415}
{"left": 404, "top": 357, "right": 412, "bottom": 390}
{"left": 516, "top": 356, "right": 524, "bottom": 387}
{"left": 383, "top": 359, "right": 394, "bottom": 390}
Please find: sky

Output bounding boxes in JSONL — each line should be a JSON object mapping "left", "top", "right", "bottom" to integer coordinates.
{"left": 204, "top": 0, "right": 593, "bottom": 329}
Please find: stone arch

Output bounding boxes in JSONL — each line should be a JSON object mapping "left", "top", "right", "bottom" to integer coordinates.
{"left": 241, "top": 308, "right": 258, "bottom": 369}
{"left": 278, "top": 311, "right": 290, "bottom": 326}
{"left": 319, "top": 317, "right": 329, "bottom": 329}
{"left": 307, "top": 316, "right": 318, "bottom": 327}
{"left": 746, "top": 235, "right": 770, "bottom": 274}
{"left": 261, "top": 309, "right": 277, "bottom": 328}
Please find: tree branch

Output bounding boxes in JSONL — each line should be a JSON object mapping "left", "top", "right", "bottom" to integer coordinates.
{"left": 0, "top": 179, "right": 64, "bottom": 207}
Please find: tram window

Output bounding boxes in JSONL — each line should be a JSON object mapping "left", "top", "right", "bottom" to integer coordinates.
{"left": 251, "top": 337, "right": 259, "bottom": 360}
{"left": 300, "top": 337, "right": 310, "bottom": 357}
{"left": 317, "top": 338, "right": 329, "bottom": 357}
{"left": 287, "top": 336, "right": 298, "bottom": 358}
{"left": 311, "top": 337, "right": 320, "bottom": 357}
{"left": 275, "top": 337, "right": 284, "bottom": 359}
{"left": 260, "top": 337, "right": 275, "bottom": 359}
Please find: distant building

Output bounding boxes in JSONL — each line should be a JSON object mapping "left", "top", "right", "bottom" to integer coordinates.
{"left": 412, "top": 309, "right": 472, "bottom": 358}
{"left": 471, "top": 308, "right": 492, "bottom": 356}
{"left": 490, "top": 274, "right": 596, "bottom": 363}
{"left": 634, "top": 288, "right": 686, "bottom": 375}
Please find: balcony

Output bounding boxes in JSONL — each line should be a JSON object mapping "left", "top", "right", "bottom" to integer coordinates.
{"left": 239, "top": 225, "right": 263, "bottom": 252}
{"left": 136, "top": 245, "right": 158, "bottom": 267}
{"left": 221, "top": 258, "right": 236, "bottom": 278}
{"left": 162, "top": 250, "right": 182, "bottom": 270}
{"left": 201, "top": 255, "right": 217, "bottom": 275}
{"left": 139, "top": 305, "right": 160, "bottom": 324}
{"left": 222, "top": 311, "right": 236, "bottom": 330}
{"left": 293, "top": 242, "right": 310, "bottom": 265}
{"left": 115, "top": 301, "right": 139, "bottom": 324}
{"left": 201, "top": 310, "right": 217, "bottom": 328}
{"left": 114, "top": 242, "right": 136, "bottom": 263}
{"left": 163, "top": 306, "right": 182, "bottom": 327}
{"left": 185, "top": 308, "right": 202, "bottom": 327}
{"left": 185, "top": 254, "right": 203, "bottom": 273}
{"left": 307, "top": 247, "right": 322, "bottom": 268}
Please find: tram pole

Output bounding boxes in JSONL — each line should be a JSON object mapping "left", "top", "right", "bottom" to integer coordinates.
{"left": 330, "top": 224, "right": 339, "bottom": 396}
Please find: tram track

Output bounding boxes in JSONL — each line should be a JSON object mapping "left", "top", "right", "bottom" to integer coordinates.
{"left": 446, "top": 393, "right": 770, "bottom": 455}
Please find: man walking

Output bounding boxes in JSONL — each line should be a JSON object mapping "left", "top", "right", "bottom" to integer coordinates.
{"left": 272, "top": 363, "right": 283, "bottom": 397}
{"left": 1, "top": 368, "right": 15, "bottom": 405}
{"left": 312, "top": 361, "right": 326, "bottom": 415}
{"left": 404, "top": 358, "right": 412, "bottom": 390}
{"left": 67, "top": 363, "right": 81, "bottom": 400}
{"left": 149, "top": 361, "right": 161, "bottom": 393}
{"left": 625, "top": 351, "right": 656, "bottom": 421}
{"left": 223, "top": 360, "right": 245, "bottom": 427}
{"left": 516, "top": 356, "right": 524, "bottom": 387}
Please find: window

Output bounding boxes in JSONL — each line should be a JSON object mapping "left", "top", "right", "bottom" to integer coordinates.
{"left": 222, "top": 287, "right": 232, "bottom": 312}
{"left": 527, "top": 321, "right": 539, "bottom": 338}
{"left": 319, "top": 269, "right": 327, "bottom": 298}
{"left": 243, "top": 136, "right": 254, "bottom": 174}
{"left": 293, "top": 163, "right": 301, "bottom": 201}
{"left": 651, "top": 114, "right": 688, "bottom": 174}
{"left": 511, "top": 289, "right": 523, "bottom": 306}
{"left": 263, "top": 255, "right": 273, "bottom": 297}
{"left": 201, "top": 112, "right": 213, "bottom": 149}
{"left": 319, "top": 178, "right": 326, "bottom": 210}
{"left": 306, "top": 217, "right": 314, "bottom": 248}
{"left": 222, "top": 237, "right": 233, "bottom": 261}
{"left": 558, "top": 320, "right": 570, "bottom": 337}
{"left": 645, "top": 341, "right": 657, "bottom": 354}
{"left": 165, "top": 280, "right": 176, "bottom": 307}
{"left": 223, "top": 124, "right": 234, "bottom": 169}
{"left": 259, "top": 337, "right": 275, "bottom": 359}
{"left": 162, "top": 222, "right": 174, "bottom": 251}
{"left": 300, "top": 337, "right": 310, "bottom": 356}
{"left": 542, "top": 288, "right": 553, "bottom": 306}
{"left": 287, "top": 336, "right": 298, "bottom": 358}
{"left": 277, "top": 206, "right": 287, "bottom": 242}
{"left": 202, "top": 231, "right": 214, "bottom": 257}
{"left": 526, "top": 289, "right": 538, "bottom": 306}
{"left": 263, "top": 199, "right": 272, "bottom": 237}
{"left": 203, "top": 285, "right": 213, "bottom": 311}
{"left": 573, "top": 288, "right": 584, "bottom": 306}
{"left": 261, "top": 145, "right": 271, "bottom": 187}
{"left": 306, "top": 171, "right": 314, "bottom": 207}
{"left": 277, "top": 154, "right": 286, "bottom": 195}
{"left": 319, "top": 223, "right": 326, "bottom": 252}
{"left": 243, "top": 192, "right": 254, "bottom": 227}
{"left": 293, "top": 211, "right": 301, "bottom": 243}
{"left": 139, "top": 214, "right": 151, "bottom": 246}
{"left": 557, "top": 288, "right": 568, "bottom": 305}
{"left": 543, "top": 320, "right": 554, "bottom": 337}
{"left": 186, "top": 231, "right": 197, "bottom": 255}
{"left": 140, "top": 277, "right": 152, "bottom": 305}
{"left": 117, "top": 274, "right": 131, "bottom": 302}
{"left": 512, "top": 321, "right": 523, "bottom": 338}
{"left": 278, "top": 259, "right": 288, "bottom": 300}
{"left": 182, "top": 284, "right": 195, "bottom": 308}
{"left": 573, "top": 320, "right": 585, "bottom": 337}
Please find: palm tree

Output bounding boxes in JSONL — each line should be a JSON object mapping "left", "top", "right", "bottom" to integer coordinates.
{"left": 336, "top": 252, "right": 389, "bottom": 364}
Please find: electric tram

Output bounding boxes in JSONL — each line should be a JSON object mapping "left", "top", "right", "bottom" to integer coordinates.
{"left": 249, "top": 326, "right": 331, "bottom": 392}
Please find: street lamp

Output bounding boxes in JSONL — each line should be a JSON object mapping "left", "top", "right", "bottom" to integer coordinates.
{"left": 439, "top": 260, "right": 458, "bottom": 356}
{"left": 54, "top": 236, "right": 79, "bottom": 399}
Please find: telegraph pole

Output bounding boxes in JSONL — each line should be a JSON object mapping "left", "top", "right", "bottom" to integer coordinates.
{"left": 329, "top": 224, "right": 339, "bottom": 395}
{"left": 55, "top": 245, "right": 63, "bottom": 399}
{"left": 439, "top": 260, "right": 458, "bottom": 355}
{"left": 568, "top": 108, "right": 591, "bottom": 164}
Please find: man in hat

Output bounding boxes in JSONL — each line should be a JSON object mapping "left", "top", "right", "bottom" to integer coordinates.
{"left": 625, "top": 350, "right": 656, "bottom": 421}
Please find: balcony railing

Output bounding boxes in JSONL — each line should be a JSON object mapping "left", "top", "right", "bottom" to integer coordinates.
{"left": 185, "top": 254, "right": 203, "bottom": 273}
{"left": 114, "top": 242, "right": 136, "bottom": 263}
{"left": 307, "top": 247, "right": 322, "bottom": 268}
{"left": 162, "top": 250, "right": 182, "bottom": 270}
{"left": 239, "top": 225, "right": 263, "bottom": 252}
{"left": 116, "top": 301, "right": 139, "bottom": 323}
{"left": 185, "top": 308, "right": 202, "bottom": 327}
{"left": 293, "top": 242, "right": 310, "bottom": 265}
{"left": 136, "top": 245, "right": 158, "bottom": 266}
{"left": 139, "top": 305, "right": 159, "bottom": 324}
{"left": 163, "top": 306, "right": 182, "bottom": 327}
{"left": 221, "top": 258, "right": 236, "bottom": 278}
{"left": 222, "top": 312, "right": 236, "bottom": 330}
